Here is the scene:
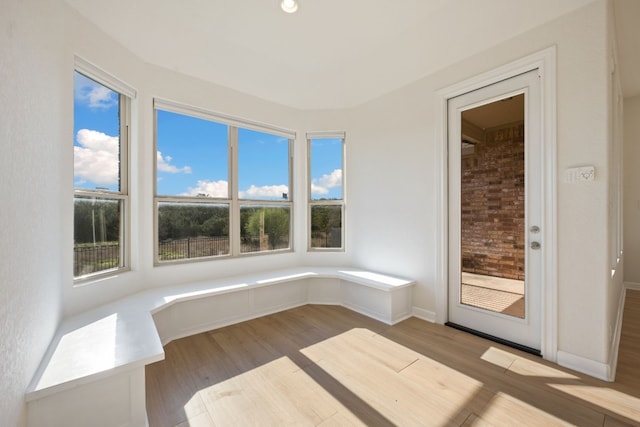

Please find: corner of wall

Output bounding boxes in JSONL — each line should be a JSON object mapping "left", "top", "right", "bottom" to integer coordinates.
{"left": 0, "top": 0, "right": 67, "bottom": 425}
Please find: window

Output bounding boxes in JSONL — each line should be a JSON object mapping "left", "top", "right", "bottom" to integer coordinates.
{"left": 307, "top": 132, "right": 345, "bottom": 250}
{"left": 155, "top": 109, "right": 230, "bottom": 261}
{"left": 73, "top": 59, "right": 134, "bottom": 281}
{"left": 154, "top": 99, "right": 294, "bottom": 263}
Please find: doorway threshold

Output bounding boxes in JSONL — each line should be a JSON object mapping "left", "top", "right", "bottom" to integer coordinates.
{"left": 445, "top": 322, "right": 541, "bottom": 357}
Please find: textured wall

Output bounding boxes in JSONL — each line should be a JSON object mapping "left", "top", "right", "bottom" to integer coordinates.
{"left": 461, "top": 123, "right": 525, "bottom": 280}
{"left": 0, "top": 0, "right": 65, "bottom": 425}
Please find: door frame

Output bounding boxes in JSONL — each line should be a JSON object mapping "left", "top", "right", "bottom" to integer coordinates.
{"left": 434, "top": 47, "right": 557, "bottom": 361}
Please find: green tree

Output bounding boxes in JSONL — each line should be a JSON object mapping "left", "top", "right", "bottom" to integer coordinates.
{"left": 158, "top": 204, "right": 229, "bottom": 241}
{"left": 311, "top": 205, "right": 341, "bottom": 234}
{"left": 244, "top": 207, "right": 290, "bottom": 249}
{"left": 201, "top": 213, "right": 228, "bottom": 237}
{"left": 74, "top": 198, "right": 120, "bottom": 244}
{"left": 310, "top": 205, "right": 342, "bottom": 247}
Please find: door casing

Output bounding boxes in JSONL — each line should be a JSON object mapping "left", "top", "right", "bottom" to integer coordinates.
{"left": 434, "top": 47, "right": 557, "bottom": 361}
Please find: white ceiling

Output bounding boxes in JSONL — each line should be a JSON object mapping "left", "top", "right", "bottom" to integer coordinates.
{"left": 65, "top": 0, "right": 640, "bottom": 110}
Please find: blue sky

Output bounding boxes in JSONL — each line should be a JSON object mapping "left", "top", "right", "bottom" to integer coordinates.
{"left": 74, "top": 72, "right": 121, "bottom": 191}
{"left": 309, "top": 138, "right": 343, "bottom": 200}
{"left": 74, "top": 72, "right": 343, "bottom": 200}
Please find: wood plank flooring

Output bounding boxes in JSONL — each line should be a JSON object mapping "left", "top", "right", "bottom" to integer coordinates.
{"left": 146, "top": 292, "right": 640, "bottom": 427}
{"left": 617, "top": 289, "right": 640, "bottom": 388}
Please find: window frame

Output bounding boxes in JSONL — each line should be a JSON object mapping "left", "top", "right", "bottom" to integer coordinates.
{"left": 73, "top": 57, "right": 135, "bottom": 283}
{"left": 307, "top": 131, "right": 346, "bottom": 252}
{"left": 153, "top": 98, "right": 295, "bottom": 265}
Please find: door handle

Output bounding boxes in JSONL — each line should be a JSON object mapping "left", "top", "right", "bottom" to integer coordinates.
{"left": 530, "top": 241, "right": 541, "bottom": 250}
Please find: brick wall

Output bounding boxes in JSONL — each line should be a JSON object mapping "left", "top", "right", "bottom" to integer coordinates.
{"left": 460, "top": 122, "right": 525, "bottom": 280}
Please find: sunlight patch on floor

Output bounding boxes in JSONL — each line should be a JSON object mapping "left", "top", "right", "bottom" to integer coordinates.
{"left": 190, "top": 356, "right": 360, "bottom": 426}
{"left": 478, "top": 391, "right": 581, "bottom": 426}
{"left": 482, "top": 346, "right": 580, "bottom": 379}
{"left": 547, "top": 384, "right": 640, "bottom": 421}
{"left": 301, "top": 328, "right": 486, "bottom": 425}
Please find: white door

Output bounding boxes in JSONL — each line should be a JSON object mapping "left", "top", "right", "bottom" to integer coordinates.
{"left": 448, "top": 70, "right": 542, "bottom": 352}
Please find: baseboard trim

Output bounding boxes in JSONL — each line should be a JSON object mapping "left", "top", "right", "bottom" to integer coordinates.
{"left": 624, "top": 281, "right": 640, "bottom": 291}
{"left": 413, "top": 307, "right": 437, "bottom": 323}
{"left": 556, "top": 350, "right": 612, "bottom": 381}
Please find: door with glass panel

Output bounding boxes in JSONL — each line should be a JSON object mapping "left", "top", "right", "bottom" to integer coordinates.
{"left": 447, "top": 70, "right": 542, "bottom": 353}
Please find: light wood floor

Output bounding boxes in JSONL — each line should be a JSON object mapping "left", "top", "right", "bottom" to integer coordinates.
{"left": 146, "top": 291, "right": 640, "bottom": 427}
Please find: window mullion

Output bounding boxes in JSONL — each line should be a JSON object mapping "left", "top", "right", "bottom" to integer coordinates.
{"left": 121, "top": 96, "right": 131, "bottom": 271}
{"left": 229, "top": 126, "right": 240, "bottom": 256}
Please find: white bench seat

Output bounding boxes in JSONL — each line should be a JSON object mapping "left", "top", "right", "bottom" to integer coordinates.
{"left": 26, "top": 266, "right": 415, "bottom": 427}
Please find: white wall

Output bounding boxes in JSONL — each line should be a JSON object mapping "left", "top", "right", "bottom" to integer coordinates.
{"left": 0, "top": 1, "right": 66, "bottom": 425}
{"left": 623, "top": 96, "right": 640, "bottom": 283}
{"left": 347, "top": 0, "right": 614, "bottom": 366}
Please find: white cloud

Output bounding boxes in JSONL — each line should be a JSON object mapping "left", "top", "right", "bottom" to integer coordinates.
{"left": 181, "top": 181, "right": 289, "bottom": 199}
{"left": 240, "top": 185, "right": 289, "bottom": 199}
{"left": 311, "top": 169, "right": 342, "bottom": 195}
{"left": 182, "top": 180, "right": 229, "bottom": 198}
{"left": 74, "top": 74, "right": 117, "bottom": 110}
{"left": 157, "top": 151, "right": 192, "bottom": 174}
{"left": 74, "top": 129, "right": 119, "bottom": 187}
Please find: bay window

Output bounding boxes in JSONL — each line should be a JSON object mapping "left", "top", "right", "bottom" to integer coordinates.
{"left": 154, "top": 99, "right": 294, "bottom": 264}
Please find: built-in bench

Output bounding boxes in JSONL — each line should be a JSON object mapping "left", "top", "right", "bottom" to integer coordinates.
{"left": 25, "top": 267, "right": 415, "bottom": 427}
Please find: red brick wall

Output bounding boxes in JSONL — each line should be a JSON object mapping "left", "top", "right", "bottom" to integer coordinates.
{"left": 460, "top": 123, "right": 525, "bottom": 280}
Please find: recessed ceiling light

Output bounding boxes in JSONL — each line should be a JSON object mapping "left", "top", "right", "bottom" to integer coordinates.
{"left": 281, "top": 0, "right": 298, "bottom": 13}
